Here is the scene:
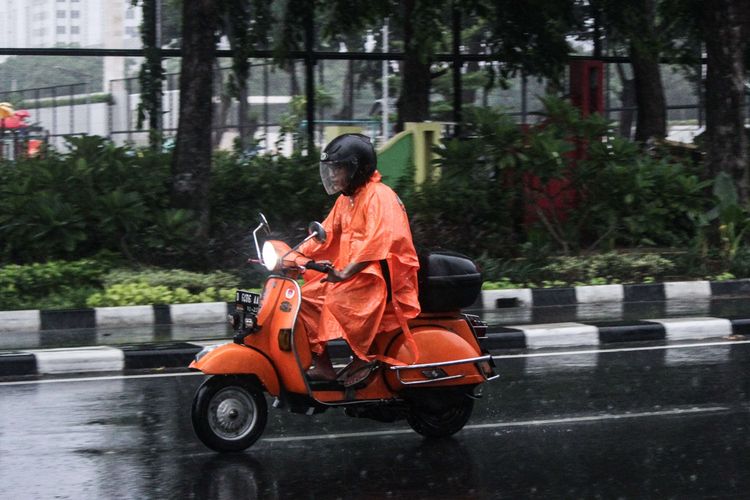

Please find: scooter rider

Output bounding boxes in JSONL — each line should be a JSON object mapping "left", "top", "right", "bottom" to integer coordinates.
{"left": 297, "top": 133, "right": 421, "bottom": 385}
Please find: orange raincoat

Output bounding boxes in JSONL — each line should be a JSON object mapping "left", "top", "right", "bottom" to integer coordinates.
{"left": 298, "top": 171, "right": 420, "bottom": 361}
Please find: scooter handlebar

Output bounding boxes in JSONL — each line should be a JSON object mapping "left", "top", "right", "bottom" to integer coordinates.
{"left": 305, "top": 261, "right": 333, "bottom": 273}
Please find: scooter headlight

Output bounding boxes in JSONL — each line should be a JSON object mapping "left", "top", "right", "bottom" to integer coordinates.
{"left": 262, "top": 241, "right": 279, "bottom": 271}
{"left": 195, "top": 343, "right": 222, "bottom": 362}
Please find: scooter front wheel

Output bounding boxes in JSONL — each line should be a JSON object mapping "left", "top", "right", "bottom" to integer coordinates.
{"left": 192, "top": 375, "right": 268, "bottom": 452}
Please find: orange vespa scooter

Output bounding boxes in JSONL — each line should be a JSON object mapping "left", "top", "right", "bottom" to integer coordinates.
{"left": 190, "top": 214, "right": 497, "bottom": 452}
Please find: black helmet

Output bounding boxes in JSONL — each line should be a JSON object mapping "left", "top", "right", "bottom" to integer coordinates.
{"left": 319, "top": 133, "right": 377, "bottom": 195}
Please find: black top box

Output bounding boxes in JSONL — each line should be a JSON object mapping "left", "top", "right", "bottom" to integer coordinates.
{"left": 417, "top": 251, "right": 483, "bottom": 312}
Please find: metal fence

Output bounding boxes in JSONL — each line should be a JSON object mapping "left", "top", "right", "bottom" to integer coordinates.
{"left": 0, "top": 58, "right": 715, "bottom": 153}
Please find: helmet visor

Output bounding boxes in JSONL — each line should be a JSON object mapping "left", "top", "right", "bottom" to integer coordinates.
{"left": 319, "top": 161, "right": 348, "bottom": 195}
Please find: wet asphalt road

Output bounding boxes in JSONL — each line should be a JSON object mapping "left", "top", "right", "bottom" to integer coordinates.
{"left": 1, "top": 340, "right": 749, "bottom": 499}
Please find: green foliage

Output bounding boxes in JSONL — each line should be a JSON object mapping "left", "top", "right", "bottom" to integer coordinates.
{"left": 406, "top": 97, "right": 711, "bottom": 257}
{"left": 103, "top": 268, "right": 239, "bottom": 293}
{"left": 481, "top": 278, "right": 519, "bottom": 290}
{"left": 708, "top": 172, "right": 750, "bottom": 263}
{"left": 0, "top": 136, "right": 183, "bottom": 264}
{"left": 85, "top": 282, "right": 237, "bottom": 307}
{"left": 0, "top": 134, "right": 335, "bottom": 269}
{"left": 539, "top": 252, "right": 676, "bottom": 285}
{"left": 576, "top": 136, "right": 710, "bottom": 250}
{"left": 0, "top": 258, "right": 111, "bottom": 310}
{"left": 210, "top": 148, "right": 331, "bottom": 262}
{"left": 279, "top": 91, "right": 335, "bottom": 150}
{"left": 477, "top": 252, "right": 676, "bottom": 287}
{"left": 85, "top": 266, "right": 247, "bottom": 307}
{"left": 407, "top": 108, "right": 525, "bottom": 256}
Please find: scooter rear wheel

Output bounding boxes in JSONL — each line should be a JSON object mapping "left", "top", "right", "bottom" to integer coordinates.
{"left": 407, "top": 395, "right": 474, "bottom": 438}
{"left": 192, "top": 375, "right": 268, "bottom": 452}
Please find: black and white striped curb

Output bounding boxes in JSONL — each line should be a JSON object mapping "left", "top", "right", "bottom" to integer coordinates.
{"left": 480, "top": 279, "right": 750, "bottom": 309}
{"left": 2, "top": 279, "right": 750, "bottom": 333}
{"left": 1, "top": 316, "right": 747, "bottom": 377}
{"left": 0, "top": 302, "right": 233, "bottom": 333}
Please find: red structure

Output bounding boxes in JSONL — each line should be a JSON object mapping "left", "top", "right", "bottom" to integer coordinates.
{"left": 524, "top": 60, "right": 605, "bottom": 226}
{"left": 569, "top": 59, "right": 604, "bottom": 117}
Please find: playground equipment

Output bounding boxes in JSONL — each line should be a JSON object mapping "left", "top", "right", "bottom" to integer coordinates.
{"left": 0, "top": 102, "right": 46, "bottom": 160}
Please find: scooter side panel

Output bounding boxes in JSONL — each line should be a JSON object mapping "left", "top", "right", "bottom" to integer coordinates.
{"left": 385, "top": 327, "right": 486, "bottom": 387}
{"left": 190, "top": 343, "right": 281, "bottom": 395}
{"left": 408, "top": 317, "right": 483, "bottom": 351}
{"left": 244, "top": 277, "right": 309, "bottom": 395}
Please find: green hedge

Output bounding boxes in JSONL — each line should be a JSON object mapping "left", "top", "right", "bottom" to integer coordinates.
{"left": 0, "top": 258, "right": 110, "bottom": 309}
{"left": 85, "top": 283, "right": 237, "bottom": 307}
{"left": 0, "top": 259, "right": 253, "bottom": 310}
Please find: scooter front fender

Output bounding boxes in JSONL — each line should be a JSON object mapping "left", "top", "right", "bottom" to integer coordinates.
{"left": 190, "top": 343, "right": 280, "bottom": 396}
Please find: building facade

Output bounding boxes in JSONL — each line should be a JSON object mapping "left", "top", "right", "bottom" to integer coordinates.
{"left": 0, "top": 0, "right": 142, "bottom": 49}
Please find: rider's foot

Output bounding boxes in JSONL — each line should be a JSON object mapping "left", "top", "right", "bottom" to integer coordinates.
{"left": 306, "top": 351, "right": 337, "bottom": 381}
{"left": 339, "top": 357, "right": 379, "bottom": 387}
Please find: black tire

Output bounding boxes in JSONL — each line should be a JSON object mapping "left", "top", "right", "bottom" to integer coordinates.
{"left": 192, "top": 376, "right": 268, "bottom": 452}
{"left": 407, "top": 394, "right": 474, "bottom": 438}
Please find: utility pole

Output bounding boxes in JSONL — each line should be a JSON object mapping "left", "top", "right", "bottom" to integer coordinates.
{"left": 451, "top": 2, "right": 462, "bottom": 136}
{"left": 382, "top": 18, "right": 390, "bottom": 142}
{"left": 304, "top": 1, "right": 315, "bottom": 154}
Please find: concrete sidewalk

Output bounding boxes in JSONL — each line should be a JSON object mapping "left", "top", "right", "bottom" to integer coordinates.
{"left": 2, "top": 279, "right": 749, "bottom": 377}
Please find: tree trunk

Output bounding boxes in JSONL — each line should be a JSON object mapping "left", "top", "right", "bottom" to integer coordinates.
{"left": 629, "top": 0, "right": 666, "bottom": 143}
{"left": 396, "top": 0, "right": 431, "bottom": 131}
{"left": 171, "top": 0, "right": 217, "bottom": 242}
{"left": 336, "top": 59, "right": 355, "bottom": 120}
{"left": 213, "top": 61, "right": 232, "bottom": 149}
{"left": 238, "top": 72, "right": 250, "bottom": 148}
{"left": 289, "top": 61, "right": 300, "bottom": 96}
{"left": 462, "top": 36, "right": 481, "bottom": 105}
{"left": 616, "top": 63, "right": 636, "bottom": 139}
{"left": 704, "top": 0, "right": 749, "bottom": 203}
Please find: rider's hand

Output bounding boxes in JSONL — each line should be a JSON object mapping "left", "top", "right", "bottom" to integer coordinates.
{"left": 321, "top": 262, "right": 369, "bottom": 283}
{"left": 322, "top": 268, "right": 348, "bottom": 283}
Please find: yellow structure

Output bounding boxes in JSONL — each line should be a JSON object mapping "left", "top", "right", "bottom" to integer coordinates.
{"left": 0, "top": 102, "right": 14, "bottom": 119}
{"left": 322, "top": 122, "right": 445, "bottom": 188}
{"left": 403, "top": 122, "right": 443, "bottom": 185}
{"left": 323, "top": 125, "right": 364, "bottom": 146}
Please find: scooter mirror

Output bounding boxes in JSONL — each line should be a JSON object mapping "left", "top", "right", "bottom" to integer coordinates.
{"left": 307, "top": 221, "right": 326, "bottom": 243}
{"left": 258, "top": 213, "right": 270, "bottom": 233}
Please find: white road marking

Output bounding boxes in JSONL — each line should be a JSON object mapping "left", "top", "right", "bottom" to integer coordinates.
{"left": 491, "top": 339, "right": 750, "bottom": 360}
{"left": 262, "top": 406, "right": 734, "bottom": 443}
{"left": 0, "top": 371, "right": 204, "bottom": 386}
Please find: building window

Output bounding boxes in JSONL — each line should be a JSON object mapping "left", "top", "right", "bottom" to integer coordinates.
{"left": 57, "top": 10, "right": 66, "bottom": 18}
{"left": 71, "top": 10, "right": 80, "bottom": 18}
{"left": 71, "top": 26, "right": 80, "bottom": 35}
{"left": 56, "top": 26, "right": 66, "bottom": 34}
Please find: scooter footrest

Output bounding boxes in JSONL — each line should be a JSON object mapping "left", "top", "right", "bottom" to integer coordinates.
{"left": 308, "top": 379, "right": 345, "bottom": 391}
